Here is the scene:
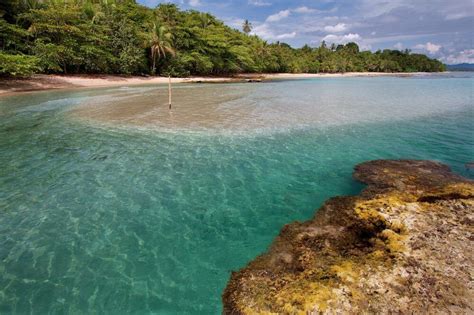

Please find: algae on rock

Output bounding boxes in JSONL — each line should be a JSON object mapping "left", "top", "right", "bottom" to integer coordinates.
{"left": 223, "top": 160, "right": 474, "bottom": 314}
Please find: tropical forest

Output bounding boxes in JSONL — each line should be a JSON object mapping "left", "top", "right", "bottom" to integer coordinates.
{"left": 0, "top": 0, "right": 446, "bottom": 77}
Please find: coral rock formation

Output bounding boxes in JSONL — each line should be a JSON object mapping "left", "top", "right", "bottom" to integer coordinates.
{"left": 223, "top": 160, "right": 474, "bottom": 314}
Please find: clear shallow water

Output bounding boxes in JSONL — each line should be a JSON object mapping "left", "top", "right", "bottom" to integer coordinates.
{"left": 0, "top": 74, "right": 473, "bottom": 314}
{"left": 71, "top": 73, "right": 473, "bottom": 134}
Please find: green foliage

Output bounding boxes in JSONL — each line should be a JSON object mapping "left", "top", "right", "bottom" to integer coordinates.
{"left": 32, "top": 40, "right": 70, "bottom": 72}
{"left": 0, "top": 52, "right": 41, "bottom": 77}
{"left": 0, "top": 18, "right": 30, "bottom": 51}
{"left": 0, "top": 0, "right": 445, "bottom": 77}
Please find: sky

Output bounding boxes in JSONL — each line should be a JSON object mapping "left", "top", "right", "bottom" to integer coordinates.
{"left": 137, "top": 0, "right": 474, "bottom": 64}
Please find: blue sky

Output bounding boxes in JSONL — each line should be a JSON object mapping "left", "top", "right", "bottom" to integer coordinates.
{"left": 137, "top": 0, "right": 474, "bottom": 64}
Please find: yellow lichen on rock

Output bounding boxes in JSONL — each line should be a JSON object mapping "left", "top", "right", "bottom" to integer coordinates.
{"left": 379, "top": 229, "right": 406, "bottom": 254}
{"left": 330, "top": 261, "right": 357, "bottom": 282}
{"left": 223, "top": 160, "right": 474, "bottom": 314}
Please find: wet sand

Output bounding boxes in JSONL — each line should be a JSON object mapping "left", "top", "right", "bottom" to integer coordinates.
{"left": 68, "top": 71, "right": 451, "bottom": 132}
{"left": 70, "top": 84, "right": 258, "bottom": 131}
{"left": 0, "top": 74, "right": 237, "bottom": 97}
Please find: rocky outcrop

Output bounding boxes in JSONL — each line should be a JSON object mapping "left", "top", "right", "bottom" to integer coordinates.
{"left": 223, "top": 160, "right": 474, "bottom": 314}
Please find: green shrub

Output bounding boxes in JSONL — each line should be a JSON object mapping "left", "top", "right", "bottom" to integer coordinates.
{"left": 0, "top": 52, "right": 42, "bottom": 77}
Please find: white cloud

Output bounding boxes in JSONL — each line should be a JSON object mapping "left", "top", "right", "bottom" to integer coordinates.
{"left": 414, "top": 42, "right": 442, "bottom": 54}
{"left": 252, "top": 23, "right": 296, "bottom": 41}
{"left": 276, "top": 32, "right": 297, "bottom": 39}
{"left": 318, "top": 33, "right": 371, "bottom": 50}
{"left": 445, "top": 12, "right": 473, "bottom": 20}
{"left": 360, "top": 0, "right": 413, "bottom": 18}
{"left": 265, "top": 6, "right": 332, "bottom": 24}
{"left": 323, "top": 23, "right": 347, "bottom": 33}
{"left": 441, "top": 49, "right": 474, "bottom": 64}
{"left": 224, "top": 17, "right": 245, "bottom": 30}
{"left": 322, "top": 33, "right": 361, "bottom": 44}
{"left": 216, "top": 0, "right": 471, "bottom": 59}
{"left": 393, "top": 42, "right": 403, "bottom": 50}
{"left": 364, "top": 33, "right": 432, "bottom": 45}
{"left": 293, "top": 6, "right": 316, "bottom": 14}
{"left": 248, "top": 0, "right": 271, "bottom": 7}
{"left": 188, "top": 0, "right": 201, "bottom": 6}
{"left": 266, "top": 10, "right": 291, "bottom": 22}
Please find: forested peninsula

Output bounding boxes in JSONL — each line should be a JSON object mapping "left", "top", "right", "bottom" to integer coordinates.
{"left": 0, "top": 0, "right": 446, "bottom": 77}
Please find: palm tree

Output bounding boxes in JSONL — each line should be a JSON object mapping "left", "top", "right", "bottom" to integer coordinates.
{"left": 242, "top": 19, "right": 252, "bottom": 34}
{"left": 22, "top": 0, "right": 41, "bottom": 10}
{"left": 82, "top": 2, "right": 105, "bottom": 25}
{"left": 199, "top": 13, "right": 211, "bottom": 29}
{"left": 148, "top": 22, "right": 175, "bottom": 75}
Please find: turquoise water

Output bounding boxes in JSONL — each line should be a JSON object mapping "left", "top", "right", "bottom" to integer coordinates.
{"left": 0, "top": 74, "right": 473, "bottom": 314}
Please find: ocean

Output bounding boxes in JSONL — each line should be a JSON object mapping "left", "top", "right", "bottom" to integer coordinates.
{"left": 0, "top": 73, "right": 472, "bottom": 314}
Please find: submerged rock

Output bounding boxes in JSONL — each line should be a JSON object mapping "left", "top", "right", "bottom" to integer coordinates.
{"left": 223, "top": 160, "right": 474, "bottom": 314}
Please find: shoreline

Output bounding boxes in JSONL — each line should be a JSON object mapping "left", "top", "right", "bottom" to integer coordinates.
{"left": 0, "top": 72, "right": 437, "bottom": 97}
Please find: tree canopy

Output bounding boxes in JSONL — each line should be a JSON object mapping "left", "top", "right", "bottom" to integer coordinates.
{"left": 0, "top": 0, "right": 446, "bottom": 77}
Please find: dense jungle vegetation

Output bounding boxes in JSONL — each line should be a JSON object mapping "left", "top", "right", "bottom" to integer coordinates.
{"left": 0, "top": 0, "right": 446, "bottom": 77}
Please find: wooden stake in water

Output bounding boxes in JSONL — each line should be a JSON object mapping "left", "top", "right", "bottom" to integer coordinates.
{"left": 168, "top": 76, "right": 172, "bottom": 110}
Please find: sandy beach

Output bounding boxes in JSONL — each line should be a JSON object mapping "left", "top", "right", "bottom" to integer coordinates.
{"left": 0, "top": 72, "right": 428, "bottom": 97}
{"left": 0, "top": 74, "right": 234, "bottom": 97}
